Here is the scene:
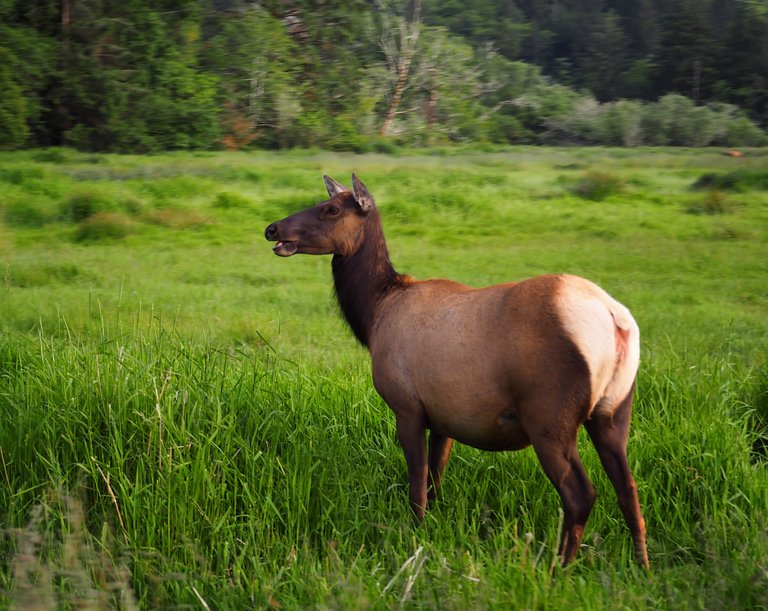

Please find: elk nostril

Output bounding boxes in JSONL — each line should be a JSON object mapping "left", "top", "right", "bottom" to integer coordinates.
{"left": 265, "top": 223, "right": 277, "bottom": 240}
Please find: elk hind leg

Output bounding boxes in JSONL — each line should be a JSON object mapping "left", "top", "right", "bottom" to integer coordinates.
{"left": 531, "top": 434, "right": 596, "bottom": 565}
{"left": 585, "top": 382, "right": 649, "bottom": 569}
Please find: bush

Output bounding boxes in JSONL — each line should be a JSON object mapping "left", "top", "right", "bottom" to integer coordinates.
{"left": 483, "top": 114, "right": 535, "bottom": 144}
{"left": 686, "top": 106, "right": 720, "bottom": 147}
{"left": 61, "top": 190, "right": 117, "bottom": 222}
{"left": 4, "top": 262, "right": 81, "bottom": 287}
{"left": 0, "top": 164, "right": 45, "bottom": 185}
{"left": 542, "top": 96, "right": 603, "bottom": 144}
{"left": 642, "top": 94, "right": 695, "bottom": 146}
{"left": 31, "top": 148, "right": 76, "bottom": 163}
{"left": 598, "top": 100, "right": 645, "bottom": 146}
{"left": 144, "top": 208, "right": 213, "bottom": 229}
{"left": 213, "top": 192, "right": 252, "bottom": 209}
{"left": 692, "top": 169, "right": 768, "bottom": 192}
{"left": 718, "top": 117, "right": 768, "bottom": 147}
{"left": 569, "top": 171, "right": 625, "bottom": 200}
{"left": 641, "top": 96, "right": 768, "bottom": 147}
{"left": 544, "top": 94, "right": 767, "bottom": 147}
{"left": 685, "top": 190, "right": 737, "bottom": 215}
{"left": 74, "top": 212, "right": 134, "bottom": 241}
{"left": 368, "top": 137, "right": 401, "bottom": 154}
{"left": 3, "top": 199, "right": 55, "bottom": 227}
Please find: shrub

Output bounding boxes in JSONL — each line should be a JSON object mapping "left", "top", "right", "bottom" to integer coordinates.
{"left": 213, "top": 192, "right": 252, "bottom": 209}
{"left": 120, "top": 194, "right": 145, "bottom": 216}
{"left": 686, "top": 106, "right": 720, "bottom": 147}
{"left": 542, "top": 95, "right": 603, "bottom": 144}
{"left": 569, "top": 171, "right": 625, "bottom": 200}
{"left": 641, "top": 96, "right": 767, "bottom": 147}
{"left": 718, "top": 117, "right": 768, "bottom": 147}
{"left": 369, "top": 137, "right": 401, "bottom": 154}
{"left": 61, "top": 190, "right": 117, "bottom": 222}
{"left": 543, "top": 94, "right": 767, "bottom": 147}
{"left": 31, "top": 148, "right": 75, "bottom": 163}
{"left": 685, "top": 190, "right": 737, "bottom": 215}
{"left": 598, "top": 100, "right": 644, "bottom": 147}
{"left": 3, "top": 199, "right": 55, "bottom": 227}
{"left": 144, "top": 208, "right": 212, "bottom": 229}
{"left": 707, "top": 103, "right": 768, "bottom": 147}
{"left": 0, "top": 165, "right": 45, "bottom": 185}
{"left": 74, "top": 212, "right": 134, "bottom": 241}
{"left": 692, "top": 169, "right": 768, "bottom": 192}
{"left": 4, "top": 262, "right": 80, "bottom": 287}
{"left": 644, "top": 94, "right": 697, "bottom": 146}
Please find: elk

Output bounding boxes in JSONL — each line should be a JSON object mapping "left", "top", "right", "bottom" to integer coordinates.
{"left": 264, "top": 174, "right": 649, "bottom": 568}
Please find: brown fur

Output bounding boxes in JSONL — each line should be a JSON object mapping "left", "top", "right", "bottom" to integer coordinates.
{"left": 265, "top": 175, "right": 649, "bottom": 568}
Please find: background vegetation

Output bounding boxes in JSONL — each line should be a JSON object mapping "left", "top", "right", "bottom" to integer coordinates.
{"left": 2, "top": 0, "right": 768, "bottom": 152}
{"left": 1, "top": 147, "right": 767, "bottom": 607}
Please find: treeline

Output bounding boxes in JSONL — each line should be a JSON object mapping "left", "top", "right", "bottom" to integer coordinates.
{"left": 1, "top": 0, "right": 767, "bottom": 152}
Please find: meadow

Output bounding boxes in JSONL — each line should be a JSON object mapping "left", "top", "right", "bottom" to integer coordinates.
{"left": 0, "top": 146, "right": 767, "bottom": 608}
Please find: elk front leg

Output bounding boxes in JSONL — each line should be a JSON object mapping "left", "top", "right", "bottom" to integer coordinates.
{"left": 427, "top": 432, "right": 453, "bottom": 501}
{"left": 395, "top": 414, "right": 428, "bottom": 519}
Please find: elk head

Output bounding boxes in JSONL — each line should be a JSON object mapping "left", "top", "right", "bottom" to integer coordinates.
{"left": 264, "top": 174, "right": 375, "bottom": 257}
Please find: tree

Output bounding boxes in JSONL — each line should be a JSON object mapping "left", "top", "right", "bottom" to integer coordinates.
{"left": 201, "top": 6, "right": 300, "bottom": 148}
{"left": 376, "top": 0, "right": 423, "bottom": 136}
{"left": 717, "top": 4, "right": 768, "bottom": 127}
{"left": 0, "top": 46, "right": 29, "bottom": 148}
{"left": 578, "top": 10, "right": 628, "bottom": 101}
{"left": 0, "top": 12, "right": 57, "bottom": 143}
{"left": 0, "top": 0, "right": 765, "bottom": 150}
{"left": 411, "top": 27, "right": 485, "bottom": 142}
{"left": 654, "top": 0, "right": 717, "bottom": 103}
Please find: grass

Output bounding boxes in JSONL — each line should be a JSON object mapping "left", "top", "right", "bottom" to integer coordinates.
{"left": 1, "top": 146, "right": 767, "bottom": 608}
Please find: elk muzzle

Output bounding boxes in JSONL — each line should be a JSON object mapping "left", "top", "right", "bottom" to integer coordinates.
{"left": 264, "top": 221, "right": 299, "bottom": 257}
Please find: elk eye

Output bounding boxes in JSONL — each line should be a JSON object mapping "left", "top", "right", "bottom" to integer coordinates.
{"left": 325, "top": 205, "right": 340, "bottom": 217}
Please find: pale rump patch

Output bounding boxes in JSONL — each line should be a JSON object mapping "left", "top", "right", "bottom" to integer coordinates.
{"left": 556, "top": 276, "right": 639, "bottom": 416}
{"left": 614, "top": 320, "right": 629, "bottom": 362}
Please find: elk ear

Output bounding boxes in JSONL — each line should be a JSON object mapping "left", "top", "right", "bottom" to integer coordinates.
{"left": 323, "top": 175, "right": 348, "bottom": 197}
{"left": 351, "top": 173, "right": 374, "bottom": 213}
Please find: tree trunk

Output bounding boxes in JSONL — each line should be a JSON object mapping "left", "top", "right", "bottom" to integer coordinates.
{"left": 424, "top": 66, "right": 438, "bottom": 140}
{"left": 380, "top": 57, "right": 413, "bottom": 137}
{"left": 692, "top": 59, "right": 702, "bottom": 104}
{"left": 377, "top": 0, "right": 422, "bottom": 137}
{"left": 62, "top": 0, "right": 71, "bottom": 45}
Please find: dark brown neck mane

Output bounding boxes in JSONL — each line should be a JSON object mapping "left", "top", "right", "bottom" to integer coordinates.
{"left": 332, "top": 208, "right": 407, "bottom": 347}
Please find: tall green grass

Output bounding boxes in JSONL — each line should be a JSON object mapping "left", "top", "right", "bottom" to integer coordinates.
{"left": 1, "top": 147, "right": 767, "bottom": 607}
{"left": 1, "top": 329, "right": 765, "bottom": 607}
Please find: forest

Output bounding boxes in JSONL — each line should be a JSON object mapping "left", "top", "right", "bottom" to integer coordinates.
{"left": 2, "top": 0, "right": 768, "bottom": 152}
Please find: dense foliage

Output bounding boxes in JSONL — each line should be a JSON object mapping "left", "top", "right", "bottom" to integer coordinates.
{"left": 2, "top": 0, "right": 768, "bottom": 151}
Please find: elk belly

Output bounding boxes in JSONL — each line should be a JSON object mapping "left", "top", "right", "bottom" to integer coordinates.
{"left": 423, "top": 395, "right": 531, "bottom": 452}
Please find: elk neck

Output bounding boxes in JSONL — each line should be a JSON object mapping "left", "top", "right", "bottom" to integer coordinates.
{"left": 331, "top": 209, "right": 407, "bottom": 347}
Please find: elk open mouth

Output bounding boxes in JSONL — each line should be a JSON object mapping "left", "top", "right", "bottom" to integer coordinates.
{"left": 272, "top": 240, "right": 298, "bottom": 257}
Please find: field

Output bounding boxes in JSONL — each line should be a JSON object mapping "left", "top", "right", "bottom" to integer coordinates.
{"left": 1, "top": 146, "right": 767, "bottom": 609}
